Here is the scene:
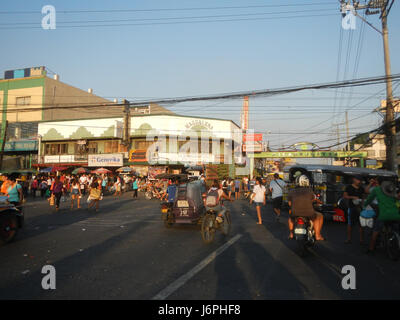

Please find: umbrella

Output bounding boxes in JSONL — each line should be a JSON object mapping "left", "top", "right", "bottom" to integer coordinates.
{"left": 72, "top": 167, "right": 89, "bottom": 175}
{"left": 39, "top": 166, "right": 68, "bottom": 173}
{"left": 116, "top": 166, "right": 133, "bottom": 173}
{"left": 91, "top": 168, "right": 112, "bottom": 174}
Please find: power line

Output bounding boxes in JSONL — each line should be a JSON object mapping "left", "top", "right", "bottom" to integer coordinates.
{"left": 3, "top": 74, "right": 399, "bottom": 112}
{"left": 0, "top": 3, "right": 338, "bottom": 15}
{"left": 0, "top": 8, "right": 338, "bottom": 26}
{"left": 0, "top": 13, "right": 339, "bottom": 30}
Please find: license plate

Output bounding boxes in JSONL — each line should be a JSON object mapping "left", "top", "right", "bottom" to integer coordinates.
{"left": 294, "top": 228, "right": 306, "bottom": 235}
{"left": 177, "top": 200, "right": 189, "bottom": 208}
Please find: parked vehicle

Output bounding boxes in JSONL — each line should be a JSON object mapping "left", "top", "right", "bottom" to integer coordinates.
{"left": 0, "top": 196, "right": 24, "bottom": 245}
{"left": 284, "top": 164, "right": 397, "bottom": 223}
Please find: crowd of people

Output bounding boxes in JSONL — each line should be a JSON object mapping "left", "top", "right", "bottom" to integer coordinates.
{"left": 1, "top": 170, "right": 399, "bottom": 256}
{"left": 0, "top": 173, "right": 146, "bottom": 212}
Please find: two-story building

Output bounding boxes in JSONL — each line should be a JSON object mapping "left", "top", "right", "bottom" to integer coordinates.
{"left": 36, "top": 114, "right": 242, "bottom": 176}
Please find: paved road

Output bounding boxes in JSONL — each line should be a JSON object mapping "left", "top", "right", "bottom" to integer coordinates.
{"left": 0, "top": 192, "right": 399, "bottom": 299}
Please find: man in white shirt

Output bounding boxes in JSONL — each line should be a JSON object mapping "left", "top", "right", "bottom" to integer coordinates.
{"left": 250, "top": 177, "right": 266, "bottom": 225}
{"left": 269, "top": 173, "right": 286, "bottom": 222}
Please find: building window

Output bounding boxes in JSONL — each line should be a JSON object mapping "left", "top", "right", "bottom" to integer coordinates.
{"left": 380, "top": 150, "right": 386, "bottom": 158}
{"left": 134, "top": 140, "right": 153, "bottom": 151}
{"left": 367, "top": 150, "right": 375, "bottom": 157}
{"left": 16, "top": 96, "right": 31, "bottom": 106}
{"left": 105, "top": 140, "right": 119, "bottom": 153}
{"left": 87, "top": 142, "right": 98, "bottom": 154}
{"left": 45, "top": 143, "right": 68, "bottom": 155}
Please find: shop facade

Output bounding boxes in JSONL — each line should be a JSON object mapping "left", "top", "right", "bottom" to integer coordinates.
{"left": 36, "top": 114, "right": 242, "bottom": 175}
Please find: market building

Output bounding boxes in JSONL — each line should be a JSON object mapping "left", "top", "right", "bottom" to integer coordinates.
{"left": 0, "top": 66, "right": 171, "bottom": 172}
{"left": 36, "top": 114, "right": 242, "bottom": 176}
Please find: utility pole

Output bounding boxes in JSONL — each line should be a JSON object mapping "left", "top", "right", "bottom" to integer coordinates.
{"left": 340, "top": 0, "right": 396, "bottom": 171}
{"left": 0, "top": 121, "right": 9, "bottom": 171}
{"left": 346, "top": 111, "right": 350, "bottom": 151}
{"left": 122, "top": 99, "right": 131, "bottom": 147}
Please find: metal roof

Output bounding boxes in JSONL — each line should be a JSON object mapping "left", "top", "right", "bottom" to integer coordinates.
{"left": 284, "top": 164, "right": 397, "bottom": 177}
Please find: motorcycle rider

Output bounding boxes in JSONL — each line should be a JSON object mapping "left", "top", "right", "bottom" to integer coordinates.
{"left": 363, "top": 178, "right": 400, "bottom": 254}
{"left": 205, "top": 180, "right": 231, "bottom": 224}
{"left": 287, "top": 175, "right": 325, "bottom": 241}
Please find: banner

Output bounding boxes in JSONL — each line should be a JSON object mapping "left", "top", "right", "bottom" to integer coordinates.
{"left": 88, "top": 154, "right": 123, "bottom": 167}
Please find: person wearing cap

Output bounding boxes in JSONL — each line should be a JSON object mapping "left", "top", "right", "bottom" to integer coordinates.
{"left": 363, "top": 177, "right": 400, "bottom": 254}
{"left": 343, "top": 175, "right": 366, "bottom": 244}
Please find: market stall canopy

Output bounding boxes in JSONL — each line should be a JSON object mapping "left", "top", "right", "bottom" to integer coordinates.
{"left": 116, "top": 166, "right": 134, "bottom": 173}
{"left": 91, "top": 168, "right": 112, "bottom": 174}
{"left": 154, "top": 173, "right": 188, "bottom": 181}
{"left": 72, "top": 167, "right": 90, "bottom": 175}
{"left": 40, "top": 166, "right": 68, "bottom": 173}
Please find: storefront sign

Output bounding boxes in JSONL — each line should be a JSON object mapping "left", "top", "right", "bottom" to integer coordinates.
{"left": 129, "top": 149, "right": 147, "bottom": 163}
{"left": 242, "top": 144, "right": 263, "bottom": 152}
{"left": 44, "top": 155, "right": 61, "bottom": 163}
{"left": 155, "top": 152, "right": 215, "bottom": 164}
{"left": 250, "top": 151, "right": 368, "bottom": 158}
{"left": 243, "top": 134, "right": 263, "bottom": 142}
{"left": 88, "top": 154, "right": 123, "bottom": 167}
{"left": 44, "top": 155, "right": 76, "bottom": 163}
{"left": 4, "top": 140, "right": 38, "bottom": 152}
{"left": 185, "top": 119, "right": 213, "bottom": 130}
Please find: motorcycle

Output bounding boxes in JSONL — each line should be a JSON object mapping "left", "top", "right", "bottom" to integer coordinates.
{"left": 293, "top": 216, "right": 315, "bottom": 257}
{"left": 0, "top": 196, "right": 24, "bottom": 245}
{"left": 202, "top": 200, "right": 231, "bottom": 244}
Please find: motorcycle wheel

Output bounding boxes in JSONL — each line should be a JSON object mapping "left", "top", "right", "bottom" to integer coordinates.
{"left": 164, "top": 212, "right": 174, "bottom": 228}
{"left": 220, "top": 211, "right": 231, "bottom": 236}
{"left": 0, "top": 214, "right": 18, "bottom": 245}
{"left": 296, "top": 239, "right": 307, "bottom": 257}
{"left": 201, "top": 214, "right": 216, "bottom": 244}
{"left": 145, "top": 191, "right": 152, "bottom": 200}
{"left": 386, "top": 230, "right": 400, "bottom": 261}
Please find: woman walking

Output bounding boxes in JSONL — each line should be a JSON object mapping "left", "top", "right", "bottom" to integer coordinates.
{"left": 250, "top": 177, "right": 266, "bottom": 225}
{"left": 70, "top": 179, "right": 82, "bottom": 209}
{"left": 132, "top": 178, "right": 138, "bottom": 199}
{"left": 88, "top": 181, "right": 102, "bottom": 212}
{"left": 51, "top": 176, "right": 64, "bottom": 212}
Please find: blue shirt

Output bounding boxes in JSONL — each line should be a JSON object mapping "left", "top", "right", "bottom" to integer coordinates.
{"left": 167, "top": 185, "right": 177, "bottom": 203}
{"left": 133, "top": 181, "right": 138, "bottom": 190}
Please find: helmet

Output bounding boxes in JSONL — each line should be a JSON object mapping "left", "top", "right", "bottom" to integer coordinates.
{"left": 295, "top": 174, "right": 310, "bottom": 187}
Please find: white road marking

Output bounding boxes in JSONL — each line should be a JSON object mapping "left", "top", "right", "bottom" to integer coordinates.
{"left": 152, "top": 233, "right": 243, "bottom": 300}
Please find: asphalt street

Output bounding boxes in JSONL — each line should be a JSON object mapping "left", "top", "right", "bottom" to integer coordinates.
{"left": 0, "top": 191, "right": 399, "bottom": 300}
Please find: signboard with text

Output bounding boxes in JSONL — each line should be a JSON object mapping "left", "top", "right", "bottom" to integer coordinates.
{"left": 88, "top": 154, "right": 123, "bottom": 167}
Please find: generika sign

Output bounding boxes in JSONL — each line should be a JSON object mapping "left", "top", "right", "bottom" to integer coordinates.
{"left": 88, "top": 154, "right": 123, "bottom": 167}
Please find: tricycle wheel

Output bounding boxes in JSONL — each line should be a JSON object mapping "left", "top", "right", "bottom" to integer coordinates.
{"left": 201, "top": 214, "right": 215, "bottom": 244}
{"left": 164, "top": 213, "right": 174, "bottom": 228}
{"left": 0, "top": 214, "right": 18, "bottom": 245}
{"left": 220, "top": 210, "right": 231, "bottom": 236}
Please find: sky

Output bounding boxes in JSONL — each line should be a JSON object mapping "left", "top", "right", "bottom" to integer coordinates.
{"left": 0, "top": 0, "right": 399, "bottom": 150}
